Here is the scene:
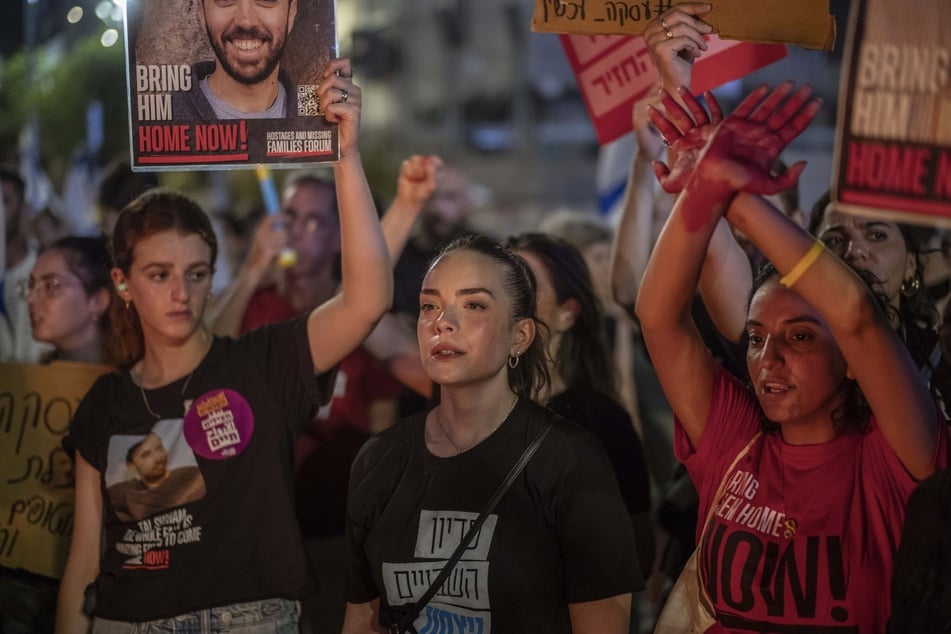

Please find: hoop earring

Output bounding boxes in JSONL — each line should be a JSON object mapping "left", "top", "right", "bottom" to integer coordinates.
{"left": 901, "top": 276, "right": 921, "bottom": 298}
{"left": 508, "top": 353, "right": 520, "bottom": 369}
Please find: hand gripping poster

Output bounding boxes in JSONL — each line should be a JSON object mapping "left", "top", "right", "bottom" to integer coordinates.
{"left": 124, "top": 0, "right": 339, "bottom": 170}
{"left": 832, "top": 0, "right": 951, "bottom": 224}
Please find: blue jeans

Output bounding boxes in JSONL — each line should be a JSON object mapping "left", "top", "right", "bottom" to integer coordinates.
{"left": 92, "top": 598, "right": 300, "bottom": 633}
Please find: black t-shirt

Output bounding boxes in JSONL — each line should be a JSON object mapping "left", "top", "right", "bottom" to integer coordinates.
{"left": 547, "top": 386, "right": 652, "bottom": 516}
{"left": 346, "top": 398, "right": 643, "bottom": 633}
{"left": 65, "top": 316, "right": 333, "bottom": 621}
{"left": 889, "top": 468, "right": 951, "bottom": 632}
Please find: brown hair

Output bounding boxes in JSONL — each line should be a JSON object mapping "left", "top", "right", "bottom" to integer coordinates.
{"left": 109, "top": 189, "right": 217, "bottom": 367}
{"left": 431, "top": 234, "right": 551, "bottom": 401}
{"left": 43, "top": 236, "right": 122, "bottom": 365}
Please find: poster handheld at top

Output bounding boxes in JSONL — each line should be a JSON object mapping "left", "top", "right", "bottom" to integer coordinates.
{"left": 255, "top": 166, "right": 297, "bottom": 268}
{"left": 124, "top": 0, "right": 340, "bottom": 170}
{"left": 832, "top": 0, "right": 951, "bottom": 226}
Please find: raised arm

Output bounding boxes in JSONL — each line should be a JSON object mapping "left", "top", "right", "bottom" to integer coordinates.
{"left": 380, "top": 155, "right": 441, "bottom": 257}
{"left": 727, "top": 192, "right": 938, "bottom": 478}
{"left": 636, "top": 84, "right": 816, "bottom": 448}
{"left": 633, "top": 89, "right": 739, "bottom": 447}
{"left": 644, "top": 7, "right": 753, "bottom": 343}
{"left": 306, "top": 59, "right": 392, "bottom": 373}
{"left": 643, "top": 3, "right": 713, "bottom": 96}
{"left": 361, "top": 155, "right": 441, "bottom": 398}
{"left": 612, "top": 4, "right": 711, "bottom": 314}
{"left": 610, "top": 89, "right": 667, "bottom": 317}
{"left": 207, "top": 215, "right": 287, "bottom": 337}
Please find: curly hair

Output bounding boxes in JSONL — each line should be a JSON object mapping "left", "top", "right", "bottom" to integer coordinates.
{"left": 746, "top": 262, "right": 897, "bottom": 435}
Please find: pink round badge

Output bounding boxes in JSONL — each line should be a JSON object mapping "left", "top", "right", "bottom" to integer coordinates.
{"left": 183, "top": 389, "right": 254, "bottom": 460}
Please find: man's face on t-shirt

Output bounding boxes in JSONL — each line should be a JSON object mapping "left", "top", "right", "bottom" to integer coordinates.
{"left": 200, "top": 0, "right": 297, "bottom": 86}
{"left": 131, "top": 433, "right": 169, "bottom": 483}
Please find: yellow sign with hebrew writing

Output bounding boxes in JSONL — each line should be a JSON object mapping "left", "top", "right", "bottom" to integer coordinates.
{"left": 0, "top": 362, "right": 112, "bottom": 578}
{"left": 531, "top": 0, "right": 836, "bottom": 51}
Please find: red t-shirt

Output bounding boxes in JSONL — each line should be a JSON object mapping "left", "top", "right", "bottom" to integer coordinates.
{"left": 241, "top": 286, "right": 402, "bottom": 444}
{"left": 675, "top": 367, "right": 948, "bottom": 633}
{"left": 242, "top": 287, "right": 403, "bottom": 538}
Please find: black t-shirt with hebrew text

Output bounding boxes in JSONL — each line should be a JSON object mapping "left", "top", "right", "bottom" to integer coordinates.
{"left": 346, "top": 398, "right": 643, "bottom": 633}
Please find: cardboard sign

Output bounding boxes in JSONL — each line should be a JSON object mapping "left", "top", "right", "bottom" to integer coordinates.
{"left": 125, "top": 0, "right": 339, "bottom": 170}
{"left": 533, "top": 0, "right": 835, "bottom": 51}
{"left": 562, "top": 34, "right": 787, "bottom": 144}
{"left": 832, "top": 0, "right": 951, "bottom": 225}
{"left": 0, "top": 362, "right": 112, "bottom": 578}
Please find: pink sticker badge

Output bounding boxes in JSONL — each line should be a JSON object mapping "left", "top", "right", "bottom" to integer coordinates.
{"left": 183, "top": 389, "right": 254, "bottom": 460}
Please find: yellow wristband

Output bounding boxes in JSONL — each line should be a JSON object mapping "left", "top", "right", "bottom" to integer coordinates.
{"left": 780, "top": 240, "right": 825, "bottom": 288}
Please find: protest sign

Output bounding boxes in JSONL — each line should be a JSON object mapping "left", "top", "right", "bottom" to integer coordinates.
{"left": 533, "top": 0, "right": 835, "bottom": 51}
{"left": 832, "top": 0, "right": 951, "bottom": 225}
{"left": 125, "top": 0, "right": 339, "bottom": 170}
{"left": 562, "top": 34, "right": 787, "bottom": 144}
{"left": 0, "top": 362, "right": 111, "bottom": 578}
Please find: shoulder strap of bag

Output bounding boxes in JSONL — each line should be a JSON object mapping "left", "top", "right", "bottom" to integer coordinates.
{"left": 695, "top": 430, "right": 763, "bottom": 614}
{"left": 393, "top": 421, "right": 554, "bottom": 634}
{"left": 699, "top": 431, "right": 763, "bottom": 536}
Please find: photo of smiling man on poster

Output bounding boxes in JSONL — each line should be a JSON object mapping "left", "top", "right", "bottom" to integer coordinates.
{"left": 127, "top": 0, "right": 338, "bottom": 168}
{"left": 173, "top": 0, "right": 300, "bottom": 120}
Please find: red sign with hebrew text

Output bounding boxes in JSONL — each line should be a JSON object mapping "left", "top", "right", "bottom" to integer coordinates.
{"left": 561, "top": 34, "right": 787, "bottom": 145}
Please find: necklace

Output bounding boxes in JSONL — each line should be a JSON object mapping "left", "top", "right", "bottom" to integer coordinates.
{"left": 434, "top": 396, "right": 518, "bottom": 455}
{"left": 137, "top": 370, "right": 196, "bottom": 420}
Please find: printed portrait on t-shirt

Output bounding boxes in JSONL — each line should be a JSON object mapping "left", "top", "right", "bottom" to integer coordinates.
{"left": 105, "top": 419, "right": 207, "bottom": 523}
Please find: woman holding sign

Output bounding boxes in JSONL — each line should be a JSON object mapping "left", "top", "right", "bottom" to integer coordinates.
{"left": 55, "top": 59, "right": 392, "bottom": 634}
{"left": 636, "top": 83, "right": 946, "bottom": 632}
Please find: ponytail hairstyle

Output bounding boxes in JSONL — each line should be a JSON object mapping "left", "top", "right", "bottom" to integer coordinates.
{"left": 507, "top": 232, "right": 617, "bottom": 399}
{"left": 110, "top": 190, "right": 217, "bottom": 368}
{"left": 431, "top": 234, "right": 551, "bottom": 401}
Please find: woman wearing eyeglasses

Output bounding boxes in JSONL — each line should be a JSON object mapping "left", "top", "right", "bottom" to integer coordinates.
{"left": 0, "top": 236, "right": 117, "bottom": 634}
{"left": 23, "top": 236, "right": 118, "bottom": 365}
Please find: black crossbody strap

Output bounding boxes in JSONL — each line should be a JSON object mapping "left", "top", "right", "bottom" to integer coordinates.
{"left": 393, "top": 421, "right": 554, "bottom": 634}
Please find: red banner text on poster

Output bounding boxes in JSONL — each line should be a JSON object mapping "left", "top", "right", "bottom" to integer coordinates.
{"left": 561, "top": 35, "right": 787, "bottom": 145}
{"left": 832, "top": 0, "right": 951, "bottom": 225}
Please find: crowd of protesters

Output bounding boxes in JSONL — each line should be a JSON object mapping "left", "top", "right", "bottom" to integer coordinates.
{"left": 0, "top": 6, "right": 949, "bottom": 634}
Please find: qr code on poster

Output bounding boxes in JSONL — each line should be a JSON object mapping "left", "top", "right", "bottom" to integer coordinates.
{"left": 298, "top": 85, "right": 320, "bottom": 116}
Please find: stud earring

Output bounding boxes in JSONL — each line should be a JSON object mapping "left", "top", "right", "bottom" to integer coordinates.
{"left": 117, "top": 282, "right": 128, "bottom": 292}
